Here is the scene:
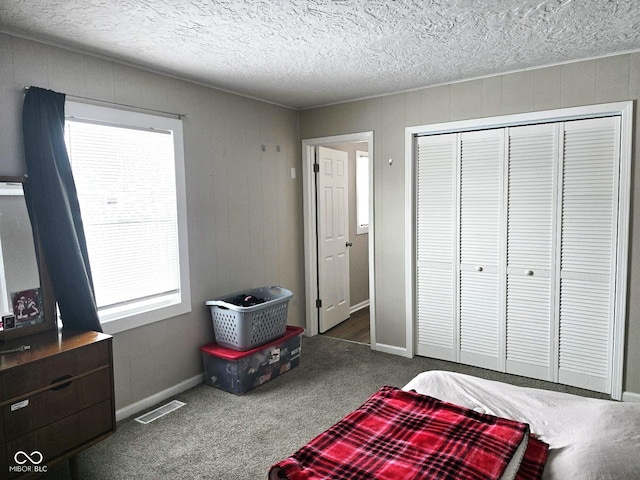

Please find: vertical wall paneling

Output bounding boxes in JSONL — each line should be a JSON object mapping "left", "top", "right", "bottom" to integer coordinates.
{"left": 0, "top": 34, "right": 302, "bottom": 412}
{"left": 299, "top": 55, "right": 638, "bottom": 395}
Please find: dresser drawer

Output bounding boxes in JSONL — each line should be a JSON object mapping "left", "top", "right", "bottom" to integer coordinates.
{"left": 1, "top": 340, "right": 110, "bottom": 401}
{"left": 5, "top": 399, "right": 113, "bottom": 477}
{"left": 2, "top": 367, "right": 112, "bottom": 441}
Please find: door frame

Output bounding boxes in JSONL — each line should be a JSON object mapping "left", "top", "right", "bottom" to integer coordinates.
{"left": 302, "top": 131, "right": 376, "bottom": 347}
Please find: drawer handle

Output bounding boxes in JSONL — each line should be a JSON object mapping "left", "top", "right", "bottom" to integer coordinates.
{"left": 525, "top": 270, "right": 534, "bottom": 276}
{"left": 50, "top": 374, "right": 73, "bottom": 391}
{"left": 475, "top": 266, "right": 483, "bottom": 272}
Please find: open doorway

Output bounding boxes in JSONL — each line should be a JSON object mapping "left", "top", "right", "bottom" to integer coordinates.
{"left": 302, "top": 132, "right": 376, "bottom": 348}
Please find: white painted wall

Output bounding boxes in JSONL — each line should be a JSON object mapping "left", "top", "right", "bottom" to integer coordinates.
{"left": 0, "top": 33, "right": 304, "bottom": 411}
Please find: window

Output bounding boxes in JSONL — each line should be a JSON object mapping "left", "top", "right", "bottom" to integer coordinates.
{"left": 355, "top": 150, "right": 369, "bottom": 234}
{"left": 64, "top": 102, "right": 190, "bottom": 334}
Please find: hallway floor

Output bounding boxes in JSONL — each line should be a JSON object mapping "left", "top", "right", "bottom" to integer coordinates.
{"left": 322, "top": 307, "right": 370, "bottom": 344}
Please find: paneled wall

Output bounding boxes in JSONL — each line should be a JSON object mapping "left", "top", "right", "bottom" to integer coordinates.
{"left": 300, "top": 53, "right": 640, "bottom": 395}
{"left": 2, "top": 31, "right": 638, "bottom": 400}
{"left": 0, "top": 33, "right": 303, "bottom": 411}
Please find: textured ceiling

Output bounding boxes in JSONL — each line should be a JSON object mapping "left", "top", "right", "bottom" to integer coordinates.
{"left": 1, "top": 0, "right": 639, "bottom": 109}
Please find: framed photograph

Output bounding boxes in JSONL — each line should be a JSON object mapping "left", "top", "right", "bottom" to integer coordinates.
{"left": 11, "top": 288, "right": 43, "bottom": 328}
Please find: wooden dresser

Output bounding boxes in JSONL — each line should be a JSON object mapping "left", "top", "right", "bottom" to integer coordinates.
{"left": 0, "top": 330, "right": 115, "bottom": 478}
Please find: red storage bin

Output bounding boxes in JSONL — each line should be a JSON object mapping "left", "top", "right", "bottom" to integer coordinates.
{"left": 200, "top": 326, "right": 303, "bottom": 394}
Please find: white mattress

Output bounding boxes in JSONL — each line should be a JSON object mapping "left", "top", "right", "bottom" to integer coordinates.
{"left": 403, "top": 371, "right": 640, "bottom": 480}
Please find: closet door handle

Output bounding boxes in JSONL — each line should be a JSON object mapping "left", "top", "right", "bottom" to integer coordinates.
{"left": 525, "top": 270, "right": 534, "bottom": 276}
{"left": 475, "top": 266, "right": 483, "bottom": 272}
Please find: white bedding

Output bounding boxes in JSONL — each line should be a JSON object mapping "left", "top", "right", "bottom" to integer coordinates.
{"left": 403, "top": 371, "right": 640, "bottom": 480}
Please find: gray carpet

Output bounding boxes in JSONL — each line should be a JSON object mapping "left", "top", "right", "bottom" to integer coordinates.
{"left": 44, "top": 335, "right": 607, "bottom": 479}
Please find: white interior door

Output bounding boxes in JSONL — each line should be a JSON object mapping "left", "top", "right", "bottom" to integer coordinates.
{"left": 557, "top": 116, "right": 620, "bottom": 393}
{"left": 317, "top": 146, "right": 350, "bottom": 333}
{"left": 415, "top": 133, "right": 457, "bottom": 361}
{"left": 458, "top": 129, "right": 504, "bottom": 371}
{"left": 505, "top": 123, "right": 558, "bottom": 381}
{"left": 411, "top": 104, "right": 631, "bottom": 398}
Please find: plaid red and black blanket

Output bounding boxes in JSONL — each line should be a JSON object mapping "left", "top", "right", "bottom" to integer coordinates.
{"left": 269, "top": 386, "right": 548, "bottom": 480}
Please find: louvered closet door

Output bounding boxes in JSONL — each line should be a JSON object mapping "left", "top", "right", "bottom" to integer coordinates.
{"left": 459, "top": 129, "right": 504, "bottom": 370}
{"left": 415, "top": 134, "right": 457, "bottom": 361}
{"left": 558, "top": 116, "right": 620, "bottom": 394}
{"left": 505, "top": 124, "right": 557, "bottom": 381}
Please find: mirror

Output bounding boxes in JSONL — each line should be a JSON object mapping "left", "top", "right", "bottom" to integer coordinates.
{"left": 0, "top": 177, "right": 56, "bottom": 342}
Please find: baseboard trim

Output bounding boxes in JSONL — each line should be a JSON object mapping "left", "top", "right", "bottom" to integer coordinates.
{"left": 350, "top": 300, "right": 370, "bottom": 314}
{"left": 373, "top": 342, "right": 411, "bottom": 359}
{"left": 115, "top": 373, "right": 204, "bottom": 422}
{"left": 622, "top": 391, "right": 640, "bottom": 403}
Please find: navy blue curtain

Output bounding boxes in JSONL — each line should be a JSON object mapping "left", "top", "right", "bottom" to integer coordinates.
{"left": 22, "top": 87, "right": 102, "bottom": 333}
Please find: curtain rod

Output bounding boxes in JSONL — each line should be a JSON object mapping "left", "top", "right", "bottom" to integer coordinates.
{"left": 22, "top": 86, "right": 188, "bottom": 119}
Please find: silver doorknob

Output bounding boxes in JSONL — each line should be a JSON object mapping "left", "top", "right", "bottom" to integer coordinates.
{"left": 346, "top": 242, "right": 353, "bottom": 247}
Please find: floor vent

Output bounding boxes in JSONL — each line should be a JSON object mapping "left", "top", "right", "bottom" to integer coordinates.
{"left": 135, "top": 400, "right": 186, "bottom": 425}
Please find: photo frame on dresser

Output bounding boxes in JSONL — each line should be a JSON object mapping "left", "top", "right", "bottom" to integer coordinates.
{"left": 0, "top": 175, "right": 57, "bottom": 343}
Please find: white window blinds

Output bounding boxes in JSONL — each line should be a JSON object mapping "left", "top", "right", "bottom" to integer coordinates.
{"left": 65, "top": 119, "right": 180, "bottom": 315}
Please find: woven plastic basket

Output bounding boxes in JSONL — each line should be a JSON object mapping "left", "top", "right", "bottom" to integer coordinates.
{"left": 205, "top": 286, "right": 293, "bottom": 351}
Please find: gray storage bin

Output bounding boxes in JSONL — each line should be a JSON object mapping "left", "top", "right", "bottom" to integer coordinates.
{"left": 205, "top": 286, "right": 293, "bottom": 351}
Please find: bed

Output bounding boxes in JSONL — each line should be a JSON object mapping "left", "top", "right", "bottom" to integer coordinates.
{"left": 404, "top": 371, "right": 640, "bottom": 479}
{"left": 270, "top": 371, "right": 640, "bottom": 480}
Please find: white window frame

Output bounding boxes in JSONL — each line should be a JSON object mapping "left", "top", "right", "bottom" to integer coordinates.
{"left": 355, "top": 149, "right": 369, "bottom": 235}
{"left": 65, "top": 101, "right": 191, "bottom": 335}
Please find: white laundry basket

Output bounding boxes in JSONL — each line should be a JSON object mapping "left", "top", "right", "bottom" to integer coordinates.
{"left": 205, "top": 286, "right": 293, "bottom": 351}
